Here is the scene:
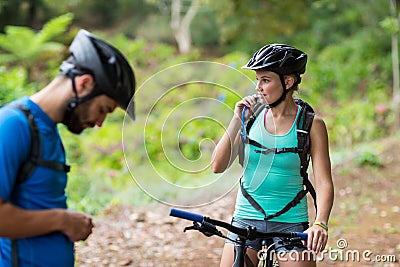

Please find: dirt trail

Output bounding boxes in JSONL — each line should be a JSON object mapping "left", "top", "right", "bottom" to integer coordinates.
{"left": 75, "top": 137, "right": 400, "bottom": 267}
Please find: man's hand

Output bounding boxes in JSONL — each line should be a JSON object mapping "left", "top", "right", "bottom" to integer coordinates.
{"left": 61, "top": 210, "right": 94, "bottom": 242}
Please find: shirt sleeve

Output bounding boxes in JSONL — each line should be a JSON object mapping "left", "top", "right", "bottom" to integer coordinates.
{"left": 0, "top": 107, "right": 31, "bottom": 202}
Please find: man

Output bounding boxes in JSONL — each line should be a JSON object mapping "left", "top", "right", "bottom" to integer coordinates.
{"left": 0, "top": 29, "right": 136, "bottom": 266}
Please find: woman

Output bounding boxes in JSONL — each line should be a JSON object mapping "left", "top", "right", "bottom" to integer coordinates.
{"left": 211, "top": 44, "right": 334, "bottom": 266}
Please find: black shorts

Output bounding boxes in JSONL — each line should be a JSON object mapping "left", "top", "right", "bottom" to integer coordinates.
{"left": 225, "top": 217, "right": 309, "bottom": 253}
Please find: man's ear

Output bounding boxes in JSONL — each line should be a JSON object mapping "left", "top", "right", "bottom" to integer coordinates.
{"left": 75, "top": 74, "right": 95, "bottom": 97}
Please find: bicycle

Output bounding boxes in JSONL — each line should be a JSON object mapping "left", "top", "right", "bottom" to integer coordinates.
{"left": 169, "top": 208, "right": 309, "bottom": 267}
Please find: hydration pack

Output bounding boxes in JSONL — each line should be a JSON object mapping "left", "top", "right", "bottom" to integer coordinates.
{"left": 238, "top": 98, "right": 317, "bottom": 221}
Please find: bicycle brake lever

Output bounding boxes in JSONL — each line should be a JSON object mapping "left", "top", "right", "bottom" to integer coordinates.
{"left": 183, "top": 225, "right": 197, "bottom": 232}
{"left": 184, "top": 222, "right": 205, "bottom": 233}
{"left": 184, "top": 222, "right": 223, "bottom": 237}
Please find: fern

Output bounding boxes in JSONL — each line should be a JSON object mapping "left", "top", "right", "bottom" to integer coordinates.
{"left": 0, "top": 13, "right": 74, "bottom": 71}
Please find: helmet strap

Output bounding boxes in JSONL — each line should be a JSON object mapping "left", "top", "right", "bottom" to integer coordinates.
{"left": 62, "top": 72, "right": 102, "bottom": 123}
{"left": 266, "top": 74, "right": 287, "bottom": 108}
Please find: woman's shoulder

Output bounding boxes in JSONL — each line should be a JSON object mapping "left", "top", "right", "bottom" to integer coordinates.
{"left": 312, "top": 114, "right": 326, "bottom": 126}
{"left": 310, "top": 114, "right": 328, "bottom": 137}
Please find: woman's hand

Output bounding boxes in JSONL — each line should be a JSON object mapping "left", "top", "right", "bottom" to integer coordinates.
{"left": 234, "top": 94, "right": 259, "bottom": 121}
{"left": 304, "top": 223, "right": 328, "bottom": 254}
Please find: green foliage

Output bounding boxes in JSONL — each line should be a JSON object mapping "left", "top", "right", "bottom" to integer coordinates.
{"left": 191, "top": 7, "right": 220, "bottom": 47}
{"left": 300, "top": 25, "right": 393, "bottom": 148}
{"left": 106, "top": 34, "right": 173, "bottom": 68}
{"left": 299, "top": 0, "right": 391, "bottom": 51}
{"left": 209, "top": 0, "right": 309, "bottom": 52}
{"left": 0, "top": 13, "right": 72, "bottom": 63}
{"left": 380, "top": 17, "right": 400, "bottom": 35}
{"left": 0, "top": 0, "right": 55, "bottom": 31}
{"left": 62, "top": 114, "right": 155, "bottom": 214}
{"left": 315, "top": 89, "right": 392, "bottom": 148}
{"left": 0, "top": 66, "right": 35, "bottom": 105}
{"left": 306, "top": 29, "right": 391, "bottom": 100}
{"left": 0, "top": 13, "right": 73, "bottom": 81}
{"left": 141, "top": 82, "right": 232, "bottom": 164}
{"left": 38, "top": 0, "right": 154, "bottom": 34}
{"left": 355, "top": 150, "right": 383, "bottom": 168}
{"left": 136, "top": 15, "right": 174, "bottom": 43}
{"left": 0, "top": 1, "right": 398, "bottom": 213}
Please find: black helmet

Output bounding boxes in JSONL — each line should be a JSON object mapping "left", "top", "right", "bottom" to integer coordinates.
{"left": 60, "top": 29, "right": 136, "bottom": 119}
{"left": 242, "top": 44, "right": 307, "bottom": 75}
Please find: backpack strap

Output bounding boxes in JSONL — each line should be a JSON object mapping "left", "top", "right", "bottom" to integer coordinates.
{"left": 245, "top": 103, "right": 266, "bottom": 136}
{"left": 238, "top": 103, "right": 266, "bottom": 167}
{"left": 240, "top": 178, "right": 310, "bottom": 221}
{"left": 8, "top": 104, "right": 71, "bottom": 267}
{"left": 14, "top": 105, "right": 70, "bottom": 184}
{"left": 239, "top": 177, "right": 268, "bottom": 219}
{"left": 295, "top": 102, "right": 317, "bottom": 211}
{"left": 11, "top": 239, "right": 18, "bottom": 267}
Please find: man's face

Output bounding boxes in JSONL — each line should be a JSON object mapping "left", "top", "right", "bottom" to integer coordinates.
{"left": 64, "top": 95, "right": 117, "bottom": 134}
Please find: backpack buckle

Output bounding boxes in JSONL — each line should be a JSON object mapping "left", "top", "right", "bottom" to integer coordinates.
{"left": 297, "top": 129, "right": 308, "bottom": 135}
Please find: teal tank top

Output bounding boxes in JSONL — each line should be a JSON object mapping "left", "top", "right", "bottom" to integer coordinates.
{"left": 233, "top": 105, "right": 309, "bottom": 223}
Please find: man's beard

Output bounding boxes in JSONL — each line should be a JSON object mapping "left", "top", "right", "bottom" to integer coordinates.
{"left": 63, "top": 113, "right": 85, "bottom": 134}
{"left": 62, "top": 103, "right": 92, "bottom": 134}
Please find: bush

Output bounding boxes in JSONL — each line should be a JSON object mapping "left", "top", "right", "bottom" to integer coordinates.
{"left": 355, "top": 150, "right": 383, "bottom": 168}
{"left": 0, "top": 66, "right": 37, "bottom": 105}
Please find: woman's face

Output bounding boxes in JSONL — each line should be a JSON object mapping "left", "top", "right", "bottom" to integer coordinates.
{"left": 255, "top": 70, "right": 283, "bottom": 105}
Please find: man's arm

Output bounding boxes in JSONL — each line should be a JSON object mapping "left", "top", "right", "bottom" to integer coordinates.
{"left": 0, "top": 198, "right": 94, "bottom": 242}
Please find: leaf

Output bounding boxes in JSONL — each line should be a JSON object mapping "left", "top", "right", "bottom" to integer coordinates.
{"left": 0, "top": 54, "right": 18, "bottom": 64}
{"left": 0, "top": 13, "right": 73, "bottom": 78}
{"left": 36, "top": 13, "right": 74, "bottom": 44}
{"left": 380, "top": 17, "right": 399, "bottom": 35}
{"left": 0, "top": 26, "right": 35, "bottom": 53}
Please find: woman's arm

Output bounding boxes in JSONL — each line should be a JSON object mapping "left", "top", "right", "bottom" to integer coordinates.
{"left": 211, "top": 95, "right": 259, "bottom": 173}
{"left": 310, "top": 115, "right": 334, "bottom": 224}
{"left": 211, "top": 116, "right": 241, "bottom": 173}
{"left": 305, "top": 115, "right": 334, "bottom": 253}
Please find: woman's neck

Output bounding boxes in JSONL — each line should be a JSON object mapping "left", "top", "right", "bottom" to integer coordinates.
{"left": 269, "top": 97, "right": 297, "bottom": 118}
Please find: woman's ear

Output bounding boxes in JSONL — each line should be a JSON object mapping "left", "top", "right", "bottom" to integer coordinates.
{"left": 284, "top": 75, "right": 295, "bottom": 90}
{"left": 75, "top": 74, "right": 95, "bottom": 97}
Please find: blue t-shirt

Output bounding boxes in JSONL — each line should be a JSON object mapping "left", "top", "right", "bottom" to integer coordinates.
{"left": 0, "top": 97, "right": 74, "bottom": 267}
{"left": 234, "top": 106, "right": 309, "bottom": 223}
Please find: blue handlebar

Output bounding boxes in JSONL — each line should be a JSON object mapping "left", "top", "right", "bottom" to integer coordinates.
{"left": 294, "top": 232, "right": 308, "bottom": 241}
{"left": 170, "top": 208, "right": 308, "bottom": 241}
{"left": 169, "top": 208, "right": 204, "bottom": 223}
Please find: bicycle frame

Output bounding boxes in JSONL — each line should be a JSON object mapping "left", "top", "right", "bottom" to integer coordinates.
{"left": 170, "top": 208, "right": 308, "bottom": 267}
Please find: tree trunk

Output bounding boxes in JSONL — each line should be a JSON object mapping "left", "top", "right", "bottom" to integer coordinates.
{"left": 390, "top": 0, "right": 400, "bottom": 132}
{"left": 171, "top": 0, "right": 199, "bottom": 54}
{"left": 27, "top": 0, "right": 38, "bottom": 28}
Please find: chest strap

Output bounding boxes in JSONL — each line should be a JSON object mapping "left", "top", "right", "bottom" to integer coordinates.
{"left": 240, "top": 177, "right": 308, "bottom": 221}
{"left": 247, "top": 137, "right": 302, "bottom": 155}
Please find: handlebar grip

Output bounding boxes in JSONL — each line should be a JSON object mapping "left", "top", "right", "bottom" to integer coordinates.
{"left": 295, "top": 232, "right": 308, "bottom": 241}
{"left": 169, "top": 208, "right": 204, "bottom": 223}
